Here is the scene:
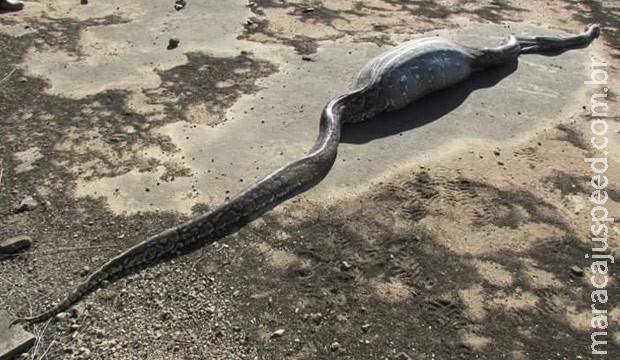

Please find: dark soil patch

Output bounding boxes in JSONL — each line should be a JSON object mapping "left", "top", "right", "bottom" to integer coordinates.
{"left": 154, "top": 51, "right": 277, "bottom": 122}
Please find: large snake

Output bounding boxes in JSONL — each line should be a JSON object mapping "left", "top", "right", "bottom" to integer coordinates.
{"left": 11, "top": 24, "right": 600, "bottom": 326}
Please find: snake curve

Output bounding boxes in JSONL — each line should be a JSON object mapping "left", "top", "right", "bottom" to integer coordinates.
{"left": 11, "top": 24, "right": 600, "bottom": 326}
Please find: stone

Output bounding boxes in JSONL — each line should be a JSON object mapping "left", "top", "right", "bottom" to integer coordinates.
{"left": 0, "top": 236, "right": 32, "bottom": 254}
{"left": 0, "top": 0, "right": 24, "bottom": 12}
{"left": 174, "top": 0, "right": 186, "bottom": 10}
{"left": 270, "top": 329, "right": 285, "bottom": 338}
{"left": 54, "top": 312, "right": 69, "bottom": 322}
{"left": 570, "top": 265, "right": 584, "bottom": 277}
{"left": 80, "top": 266, "right": 91, "bottom": 276}
{"left": 108, "top": 133, "right": 128, "bottom": 142}
{"left": 168, "top": 37, "right": 180, "bottom": 50}
{"left": 14, "top": 196, "right": 39, "bottom": 213}
{"left": 0, "top": 310, "right": 35, "bottom": 360}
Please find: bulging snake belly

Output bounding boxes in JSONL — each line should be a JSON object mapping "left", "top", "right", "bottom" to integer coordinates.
{"left": 11, "top": 24, "right": 600, "bottom": 326}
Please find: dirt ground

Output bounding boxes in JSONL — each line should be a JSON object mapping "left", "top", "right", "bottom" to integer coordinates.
{"left": 1, "top": 0, "right": 619, "bottom": 359}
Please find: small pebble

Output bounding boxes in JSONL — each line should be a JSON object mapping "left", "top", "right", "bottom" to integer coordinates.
{"left": 109, "top": 133, "right": 128, "bottom": 142}
{"left": 80, "top": 266, "right": 91, "bottom": 276}
{"left": 570, "top": 265, "right": 584, "bottom": 277}
{"left": 0, "top": 235, "right": 32, "bottom": 254}
{"left": 14, "top": 196, "right": 39, "bottom": 213}
{"left": 270, "top": 329, "right": 285, "bottom": 338}
{"left": 168, "top": 37, "right": 180, "bottom": 49}
{"left": 55, "top": 312, "right": 69, "bottom": 321}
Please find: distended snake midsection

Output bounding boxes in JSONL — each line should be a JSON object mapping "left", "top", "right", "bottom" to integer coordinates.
{"left": 12, "top": 24, "right": 600, "bottom": 326}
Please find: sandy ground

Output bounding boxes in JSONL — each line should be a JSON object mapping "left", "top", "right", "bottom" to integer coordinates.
{"left": 1, "top": 0, "right": 619, "bottom": 359}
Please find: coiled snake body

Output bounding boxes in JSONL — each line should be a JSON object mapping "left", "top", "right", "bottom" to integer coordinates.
{"left": 12, "top": 24, "right": 600, "bottom": 326}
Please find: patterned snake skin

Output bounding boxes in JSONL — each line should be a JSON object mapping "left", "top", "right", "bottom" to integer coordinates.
{"left": 11, "top": 24, "right": 600, "bottom": 326}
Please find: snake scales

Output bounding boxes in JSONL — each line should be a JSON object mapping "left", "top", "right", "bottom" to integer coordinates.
{"left": 12, "top": 24, "right": 600, "bottom": 326}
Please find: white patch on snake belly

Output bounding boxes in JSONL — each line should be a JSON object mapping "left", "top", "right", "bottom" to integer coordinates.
{"left": 376, "top": 50, "right": 472, "bottom": 111}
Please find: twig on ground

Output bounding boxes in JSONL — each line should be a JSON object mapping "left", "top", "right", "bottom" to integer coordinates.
{"left": 0, "top": 68, "right": 16, "bottom": 86}
{"left": 30, "top": 318, "right": 52, "bottom": 360}
{"left": 36, "top": 339, "right": 55, "bottom": 360}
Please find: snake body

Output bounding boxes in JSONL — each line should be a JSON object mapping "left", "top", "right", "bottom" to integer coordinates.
{"left": 12, "top": 24, "right": 600, "bottom": 326}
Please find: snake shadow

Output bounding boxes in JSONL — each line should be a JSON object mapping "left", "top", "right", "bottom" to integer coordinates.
{"left": 341, "top": 59, "right": 519, "bottom": 144}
